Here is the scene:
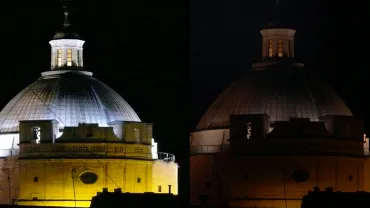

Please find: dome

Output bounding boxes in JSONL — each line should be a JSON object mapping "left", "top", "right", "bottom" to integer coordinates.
{"left": 197, "top": 62, "right": 353, "bottom": 130}
{"left": 0, "top": 70, "right": 140, "bottom": 133}
{"left": 263, "top": 21, "right": 292, "bottom": 30}
{"left": 53, "top": 9, "right": 79, "bottom": 40}
{"left": 53, "top": 27, "right": 80, "bottom": 40}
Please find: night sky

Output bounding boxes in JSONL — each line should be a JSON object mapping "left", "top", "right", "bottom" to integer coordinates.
{"left": 191, "top": 0, "right": 369, "bottom": 134}
{"left": 1, "top": 0, "right": 369, "bottom": 204}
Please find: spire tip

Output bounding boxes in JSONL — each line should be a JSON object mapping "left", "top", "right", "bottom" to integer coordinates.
{"left": 63, "top": 6, "right": 70, "bottom": 28}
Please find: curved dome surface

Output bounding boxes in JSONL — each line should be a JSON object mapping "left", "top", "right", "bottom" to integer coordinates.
{"left": 0, "top": 71, "right": 140, "bottom": 133}
{"left": 53, "top": 28, "right": 80, "bottom": 40}
{"left": 197, "top": 63, "right": 352, "bottom": 130}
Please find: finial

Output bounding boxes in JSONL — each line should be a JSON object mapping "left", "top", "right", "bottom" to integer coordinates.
{"left": 63, "top": 6, "right": 70, "bottom": 28}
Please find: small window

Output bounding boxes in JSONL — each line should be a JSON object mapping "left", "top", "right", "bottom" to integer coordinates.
{"left": 137, "top": 177, "right": 141, "bottom": 183}
{"left": 290, "top": 169, "right": 309, "bottom": 182}
{"left": 67, "top": 49, "right": 72, "bottom": 66}
{"left": 31, "top": 126, "right": 41, "bottom": 144}
{"left": 349, "top": 175, "right": 353, "bottom": 182}
{"left": 33, "top": 176, "right": 39, "bottom": 183}
{"left": 80, "top": 172, "right": 98, "bottom": 184}
{"left": 245, "top": 121, "right": 252, "bottom": 139}
{"left": 158, "top": 185, "right": 162, "bottom": 192}
{"left": 268, "top": 39, "right": 273, "bottom": 57}
{"left": 205, "top": 182, "right": 210, "bottom": 189}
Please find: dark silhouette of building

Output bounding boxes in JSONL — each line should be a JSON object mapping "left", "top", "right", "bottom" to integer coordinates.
{"left": 89, "top": 188, "right": 181, "bottom": 208}
{"left": 301, "top": 187, "right": 370, "bottom": 208}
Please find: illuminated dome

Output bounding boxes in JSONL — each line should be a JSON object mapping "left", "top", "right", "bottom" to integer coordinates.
{"left": 197, "top": 61, "right": 352, "bottom": 130}
{"left": 0, "top": 10, "right": 140, "bottom": 134}
{"left": 0, "top": 70, "right": 140, "bottom": 133}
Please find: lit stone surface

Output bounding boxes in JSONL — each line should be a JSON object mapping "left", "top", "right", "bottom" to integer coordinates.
{"left": 0, "top": 156, "right": 19, "bottom": 205}
{"left": 0, "top": 121, "right": 178, "bottom": 207}
{"left": 16, "top": 159, "right": 177, "bottom": 207}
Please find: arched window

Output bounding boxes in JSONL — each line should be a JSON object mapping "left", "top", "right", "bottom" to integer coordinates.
{"left": 31, "top": 126, "right": 41, "bottom": 144}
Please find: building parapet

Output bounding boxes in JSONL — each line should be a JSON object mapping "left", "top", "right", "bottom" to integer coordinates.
{"left": 190, "top": 145, "right": 230, "bottom": 155}
{"left": 19, "top": 143, "right": 151, "bottom": 159}
{"left": 190, "top": 139, "right": 369, "bottom": 156}
{"left": 156, "top": 152, "right": 176, "bottom": 162}
{"left": 18, "top": 143, "right": 175, "bottom": 162}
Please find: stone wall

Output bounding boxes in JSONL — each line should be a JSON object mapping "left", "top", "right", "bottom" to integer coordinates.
{"left": 0, "top": 156, "right": 19, "bottom": 205}
{"left": 15, "top": 158, "right": 177, "bottom": 207}
{"left": 190, "top": 155, "right": 370, "bottom": 208}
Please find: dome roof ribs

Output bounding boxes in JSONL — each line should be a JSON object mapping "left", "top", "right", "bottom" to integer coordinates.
{"left": 0, "top": 72, "right": 141, "bottom": 133}
{"left": 28, "top": 82, "right": 66, "bottom": 127}
{"left": 196, "top": 67, "right": 353, "bottom": 130}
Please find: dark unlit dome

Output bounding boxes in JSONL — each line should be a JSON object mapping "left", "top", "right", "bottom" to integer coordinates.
{"left": 263, "top": 21, "right": 292, "bottom": 30}
{"left": 0, "top": 70, "right": 140, "bottom": 133}
{"left": 197, "top": 62, "right": 353, "bottom": 130}
{"left": 53, "top": 27, "right": 80, "bottom": 40}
